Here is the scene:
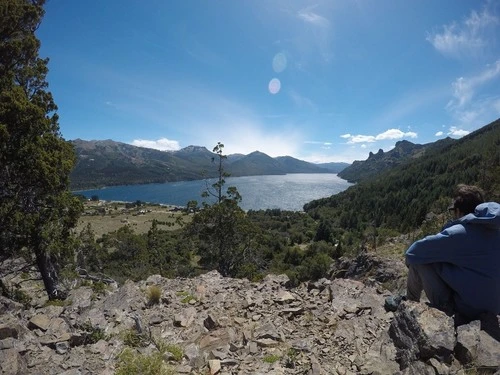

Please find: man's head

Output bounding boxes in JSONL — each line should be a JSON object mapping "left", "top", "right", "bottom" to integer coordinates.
{"left": 450, "top": 184, "right": 485, "bottom": 217}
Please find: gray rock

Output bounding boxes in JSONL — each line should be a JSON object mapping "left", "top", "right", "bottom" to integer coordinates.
{"left": 0, "top": 348, "right": 26, "bottom": 375}
{"left": 389, "top": 301, "right": 455, "bottom": 369}
{"left": 455, "top": 320, "right": 481, "bottom": 364}
{"left": 55, "top": 341, "right": 70, "bottom": 354}
{"left": 28, "top": 314, "right": 51, "bottom": 331}
{"left": 476, "top": 330, "right": 500, "bottom": 368}
{"left": 174, "top": 306, "right": 197, "bottom": 327}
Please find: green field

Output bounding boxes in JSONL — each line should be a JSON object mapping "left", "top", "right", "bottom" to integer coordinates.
{"left": 76, "top": 201, "right": 191, "bottom": 237}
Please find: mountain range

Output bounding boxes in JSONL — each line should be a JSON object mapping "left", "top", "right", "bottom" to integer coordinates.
{"left": 338, "top": 137, "right": 456, "bottom": 182}
{"left": 69, "top": 139, "right": 349, "bottom": 189}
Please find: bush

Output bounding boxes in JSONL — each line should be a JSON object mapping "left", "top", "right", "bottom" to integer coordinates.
{"left": 115, "top": 348, "right": 174, "bottom": 375}
{"left": 147, "top": 285, "right": 162, "bottom": 306}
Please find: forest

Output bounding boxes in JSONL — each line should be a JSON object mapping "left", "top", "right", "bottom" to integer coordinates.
{"left": 1, "top": 0, "right": 499, "bottom": 302}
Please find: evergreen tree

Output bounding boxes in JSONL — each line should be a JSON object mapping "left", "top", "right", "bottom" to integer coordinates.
{"left": 187, "top": 143, "right": 258, "bottom": 277}
{"left": 0, "top": 0, "right": 82, "bottom": 299}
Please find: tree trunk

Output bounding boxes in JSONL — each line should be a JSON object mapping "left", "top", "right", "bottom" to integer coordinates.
{"left": 35, "top": 249, "right": 65, "bottom": 300}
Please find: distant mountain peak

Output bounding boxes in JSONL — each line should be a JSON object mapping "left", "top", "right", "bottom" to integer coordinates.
{"left": 178, "top": 145, "right": 210, "bottom": 153}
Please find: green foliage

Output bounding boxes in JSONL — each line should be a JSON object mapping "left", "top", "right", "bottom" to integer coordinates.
{"left": 78, "top": 222, "right": 193, "bottom": 283}
{"left": 80, "top": 321, "right": 109, "bottom": 344}
{"left": 176, "top": 291, "right": 196, "bottom": 304}
{"left": 122, "top": 329, "right": 146, "bottom": 348}
{"left": 0, "top": 0, "right": 83, "bottom": 299}
{"left": 164, "top": 344, "right": 183, "bottom": 362}
{"left": 115, "top": 348, "right": 174, "bottom": 375}
{"left": 263, "top": 354, "right": 281, "bottom": 363}
{"left": 186, "top": 142, "right": 260, "bottom": 277}
{"left": 10, "top": 288, "right": 32, "bottom": 307}
{"left": 91, "top": 281, "right": 107, "bottom": 296}
{"left": 43, "top": 298, "right": 72, "bottom": 307}
{"left": 304, "top": 119, "right": 500, "bottom": 253}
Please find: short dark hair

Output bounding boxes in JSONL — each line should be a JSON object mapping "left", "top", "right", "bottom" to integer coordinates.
{"left": 452, "top": 184, "right": 485, "bottom": 215}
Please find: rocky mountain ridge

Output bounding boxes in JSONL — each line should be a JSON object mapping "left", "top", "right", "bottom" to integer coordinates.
{"left": 70, "top": 140, "right": 349, "bottom": 190}
{"left": 337, "top": 138, "right": 455, "bottom": 183}
{"left": 1, "top": 255, "right": 499, "bottom": 374}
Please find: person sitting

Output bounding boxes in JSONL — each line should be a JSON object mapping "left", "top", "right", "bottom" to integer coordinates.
{"left": 405, "top": 184, "right": 500, "bottom": 323}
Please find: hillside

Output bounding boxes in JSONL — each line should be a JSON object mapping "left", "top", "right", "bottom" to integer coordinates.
{"left": 1, "top": 255, "right": 498, "bottom": 374}
{"left": 305, "top": 118, "right": 500, "bottom": 232}
{"left": 70, "top": 140, "right": 343, "bottom": 190}
{"left": 338, "top": 138, "right": 455, "bottom": 183}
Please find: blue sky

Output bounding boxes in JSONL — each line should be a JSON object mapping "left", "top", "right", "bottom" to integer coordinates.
{"left": 37, "top": 0, "right": 500, "bottom": 163}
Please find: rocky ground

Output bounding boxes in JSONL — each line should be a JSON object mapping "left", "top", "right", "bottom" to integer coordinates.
{"left": 1, "top": 254, "right": 499, "bottom": 375}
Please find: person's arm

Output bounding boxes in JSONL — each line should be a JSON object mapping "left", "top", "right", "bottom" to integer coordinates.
{"left": 405, "top": 226, "right": 465, "bottom": 265}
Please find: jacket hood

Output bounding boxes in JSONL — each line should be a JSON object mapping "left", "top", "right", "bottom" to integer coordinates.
{"left": 459, "top": 202, "right": 500, "bottom": 230}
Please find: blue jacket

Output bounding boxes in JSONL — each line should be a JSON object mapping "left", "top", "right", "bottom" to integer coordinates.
{"left": 406, "top": 202, "right": 500, "bottom": 318}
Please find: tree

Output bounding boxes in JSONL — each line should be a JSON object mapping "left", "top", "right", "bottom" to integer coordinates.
{"left": 187, "top": 142, "right": 258, "bottom": 277}
{"left": 0, "top": 0, "right": 82, "bottom": 299}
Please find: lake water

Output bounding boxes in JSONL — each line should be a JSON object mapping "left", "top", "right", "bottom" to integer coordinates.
{"left": 76, "top": 174, "right": 352, "bottom": 211}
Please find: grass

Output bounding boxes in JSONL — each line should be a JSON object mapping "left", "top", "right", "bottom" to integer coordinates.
{"left": 147, "top": 285, "right": 162, "bottom": 306}
{"left": 44, "top": 298, "right": 72, "bottom": 307}
{"left": 175, "top": 290, "right": 196, "bottom": 304}
{"left": 263, "top": 354, "right": 281, "bottom": 364}
{"left": 76, "top": 202, "right": 190, "bottom": 237}
{"left": 115, "top": 348, "right": 175, "bottom": 375}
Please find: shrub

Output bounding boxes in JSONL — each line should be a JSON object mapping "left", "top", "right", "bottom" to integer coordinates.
{"left": 115, "top": 348, "right": 174, "bottom": 375}
{"left": 147, "top": 285, "right": 162, "bottom": 306}
{"left": 80, "top": 321, "right": 109, "bottom": 344}
{"left": 165, "top": 344, "right": 183, "bottom": 362}
{"left": 121, "top": 329, "right": 145, "bottom": 348}
{"left": 263, "top": 354, "right": 281, "bottom": 364}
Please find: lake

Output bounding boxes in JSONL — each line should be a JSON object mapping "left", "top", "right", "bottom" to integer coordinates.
{"left": 76, "top": 173, "right": 352, "bottom": 211}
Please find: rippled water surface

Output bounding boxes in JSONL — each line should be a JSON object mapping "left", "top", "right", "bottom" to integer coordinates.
{"left": 77, "top": 173, "right": 352, "bottom": 211}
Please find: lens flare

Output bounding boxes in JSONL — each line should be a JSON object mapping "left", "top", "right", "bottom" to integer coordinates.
{"left": 272, "top": 52, "right": 287, "bottom": 73}
{"left": 268, "top": 78, "right": 281, "bottom": 94}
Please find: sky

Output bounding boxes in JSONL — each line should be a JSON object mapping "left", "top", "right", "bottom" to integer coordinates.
{"left": 37, "top": 0, "right": 500, "bottom": 163}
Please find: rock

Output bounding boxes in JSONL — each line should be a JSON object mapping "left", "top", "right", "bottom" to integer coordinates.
{"left": 174, "top": 306, "right": 197, "bottom": 327}
{"left": 1, "top": 255, "right": 496, "bottom": 374}
{"left": 262, "top": 274, "right": 290, "bottom": 287}
{"left": 0, "top": 348, "right": 26, "bottom": 375}
{"left": 55, "top": 341, "right": 70, "bottom": 354}
{"left": 389, "top": 301, "right": 455, "bottom": 369}
{"left": 0, "top": 325, "right": 19, "bottom": 340}
{"left": 275, "top": 291, "right": 295, "bottom": 303}
{"left": 476, "top": 330, "right": 500, "bottom": 368}
{"left": 204, "top": 314, "right": 219, "bottom": 331}
{"left": 0, "top": 296, "right": 24, "bottom": 315}
{"left": 455, "top": 320, "right": 481, "bottom": 364}
{"left": 208, "top": 359, "right": 221, "bottom": 374}
{"left": 28, "top": 314, "right": 51, "bottom": 331}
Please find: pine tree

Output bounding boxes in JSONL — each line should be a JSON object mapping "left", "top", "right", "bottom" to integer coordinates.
{"left": 0, "top": 0, "right": 82, "bottom": 299}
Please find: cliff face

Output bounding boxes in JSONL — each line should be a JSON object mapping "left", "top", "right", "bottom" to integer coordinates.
{"left": 0, "top": 255, "right": 499, "bottom": 374}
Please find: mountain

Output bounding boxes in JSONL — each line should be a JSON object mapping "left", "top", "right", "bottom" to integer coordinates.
{"left": 70, "top": 139, "right": 213, "bottom": 189}
{"left": 70, "top": 140, "right": 343, "bottom": 189}
{"left": 315, "top": 162, "right": 350, "bottom": 173}
{"left": 305, "top": 118, "right": 500, "bottom": 232}
{"left": 338, "top": 138, "right": 455, "bottom": 183}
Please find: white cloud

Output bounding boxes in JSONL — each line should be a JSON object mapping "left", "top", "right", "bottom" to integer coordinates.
{"left": 297, "top": 7, "right": 330, "bottom": 28}
{"left": 131, "top": 138, "right": 181, "bottom": 151}
{"left": 448, "top": 60, "right": 500, "bottom": 109}
{"left": 448, "top": 127, "right": 470, "bottom": 137}
{"left": 427, "top": 6, "right": 499, "bottom": 58}
{"left": 446, "top": 60, "right": 500, "bottom": 126}
{"left": 375, "top": 129, "right": 417, "bottom": 141}
{"left": 304, "top": 141, "right": 332, "bottom": 146}
{"left": 341, "top": 129, "right": 418, "bottom": 144}
{"left": 435, "top": 131, "right": 444, "bottom": 137}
